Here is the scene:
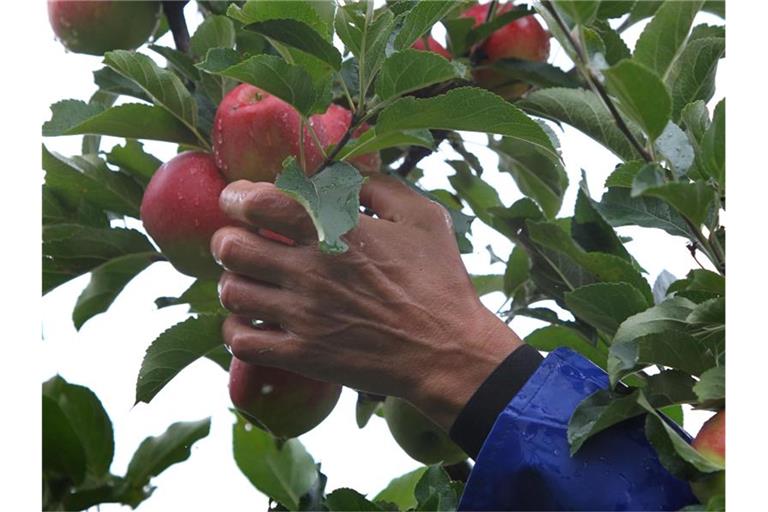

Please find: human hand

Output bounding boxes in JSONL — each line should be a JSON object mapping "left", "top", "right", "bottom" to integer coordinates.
{"left": 211, "top": 174, "right": 523, "bottom": 430}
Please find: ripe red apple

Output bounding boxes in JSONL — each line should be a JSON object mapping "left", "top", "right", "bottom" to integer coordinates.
{"left": 461, "top": 2, "right": 550, "bottom": 99}
{"left": 229, "top": 356, "right": 342, "bottom": 438}
{"left": 383, "top": 397, "right": 466, "bottom": 465}
{"left": 412, "top": 36, "right": 452, "bottom": 59}
{"left": 212, "top": 84, "right": 380, "bottom": 183}
{"left": 140, "top": 152, "right": 232, "bottom": 279}
{"left": 48, "top": 0, "right": 161, "bottom": 56}
{"left": 690, "top": 410, "right": 725, "bottom": 503}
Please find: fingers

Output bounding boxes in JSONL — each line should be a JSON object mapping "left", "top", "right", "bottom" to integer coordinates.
{"left": 359, "top": 174, "right": 442, "bottom": 225}
{"left": 223, "top": 315, "right": 302, "bottom": 366}
{"left": 211, "top": 226, "right": 308, "bottom": 286}
{"left": 218, "top": 272, "right": 295, "bottom": 324}
{"left": 219, "top": 180, "right": 317, "bottom": 245}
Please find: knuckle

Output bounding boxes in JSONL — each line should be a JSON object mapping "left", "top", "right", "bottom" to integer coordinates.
{"left": 218, "top": 274, "right": 239, "bottom": 311}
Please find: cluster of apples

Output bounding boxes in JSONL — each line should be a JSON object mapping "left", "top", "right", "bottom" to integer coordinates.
{"left": 47, "top": 0, "right": 548, "bottom": 462}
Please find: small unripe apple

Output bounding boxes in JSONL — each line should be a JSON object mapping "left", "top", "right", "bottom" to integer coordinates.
{"left": 461, "top": 2, "right": 550, "bottom": 99}
{"left": 229, "top": 356, "right": 342, "bottom": 438}
{"left": 690, "top": 410, "right": 725, "bottom": 504}
{"left": 140, "top": 152, "right": 231, "bottom": 279}
{"left": 48, "top": 0, "right": 161, "bottom": 56}
{"left": 412, "top": 36, "right": 452, "bottom": 59}
{"left": 383, "top": 397, "right": 467, "bottom": 465}
{"left": 212, "top": 85, "right": 380, "bottom": 183}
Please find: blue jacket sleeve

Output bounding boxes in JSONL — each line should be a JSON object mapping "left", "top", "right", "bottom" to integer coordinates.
{"left": 458, "top": 347, "right": 697, "bottom": 511}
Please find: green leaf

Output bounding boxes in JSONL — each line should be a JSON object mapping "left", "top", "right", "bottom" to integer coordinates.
{"left": 639, "top": 181, "right": 717, "bottom": 227}
{"left": 448, "top": 162, "right": 503, "bottom": 226}
{"left": 276, "top": 160, "right": 365, "bottom": 253}
{"left": 479, "top": 59, "right": 581, "bottom": 89}
{"left": 666, "top": 37, "right": 724, "bottom": 121}
{"left": 572, "top": 180, "right": 634, "bottom": 263}
{"left": 326, "top": 489, "right": 384, "bottom": 511}
{"left": 190, "top": 15, "right": 236, "bottom": 59}
{"left": 565, "top": 282, "right": 650, "bottom": 335}
{"left": 554, "top": 1, "right": 599, "bottom": 25}
{"left": 633, "top": 0, "right": 704, "bottom": 78}
{"left": 82, "top": 89, "right": 117, "bottom": 155}
{"left": 149, "top": 45, "right": 201, "bottom": 82}
{"left": 73, "top": 252, "right": 160, "bottom": 330}
{"left": 244, "top": 19, "right": 341, "bottom": 70}
{"left": 414, "top": 465, "right": 459, "bottom": 511}
{"left": 334, "top": 6, "right": 395, "bottom": 95}
{"left": 377, "top": 87, "right": 560, "bottom": 163}
{"left": 590, "top": 19, "right": 631, "bottom": 65}
{"left": 653, "top": 270, "right": 678, "bottom": 304}
{"left": 622, "top": 1, "right": 664, "bottom": 30}
{"left": 43, "top": 186, "right": 109, "bottom": 228}
{"left": 471, "top": 274, "right": 505, "bottom": 297}
{"left": 356, "top": 392, "right": 382, "bottom": 429}
{"left": 568, "top": 370, "right": 696, "bottom": 454}
{"left": 489, "top": 135, "right": 568, "bottom": 219}
{"left": 155, "top": 279, "right": 225, "bottom": 314}
{"left": 43, "top": 147, "right": 143, "bottom": 218}
{"left": 603, "top": 59, "right": 671, "bottom": 141}
{"left": 654, "top": 122, "right": 695, "bottom": 175}
{"left": 338, "top": 129, "right": 434, "bottom": 160}
{"left": 604, "top": 160, "right": 645, "bottom": 188}
{"left": 124, "top": 418, "right": 211, "bottom": 491}
{"left": 43, "top": 395, "right": 87, "bottom": 484}
{"left": 198, "top": 50, "right": 327, "bottom": 117}
{"left": 681, "top": 100, "right": 711, "bottom": 144}
{"left": 376, "top": 49, "right": 467, "bottom": 101}
{"left": 613, "top": 296, "right": 697, "bottom": 345}
{"left": 374, "top": 467, "right": 429, "bottom": 511}
{"left": 700, "top": 98, "right": 725, "bottom": 189}
{"left": 106, "top": 140, "right": 162, "bottom": 187}
{"left": 668, "top": 269, "right": 724, "bottom": 297}
{"left": 591, "top": 187, "right": 694, "bottom": 240}
{"left": 694, "top": 365, "right": 725, "bottom": 403}
{"left": 43, "top": 224, "right": 155, "bottom": 294}
{"left": 43, "top": 100, "right": 199, "bottom": 146}
{"left": 104, "top": 50, "right": 204, "bottom": 146}
{"left": 689, "top": 23, "right": 725, "bottom": 41}
{"left": 228, "top": 0, "right": 332, "bottom": 37}
{"left": 642, "top": 397, "right": 723, "bottom": 477}
{"left": 93, "top": 67, "right": 151, "bottom": 101}
{"left": 519, "top": 88, "right": 642, "bottom": 160}
{"left": 608, "top": 331, "right": 715, "bottom": 385}
{"left": 504, "top": 246, "right": 530, "bottom": 296}
{"left": 525, "top": 325, "right": 607, "bottom": 369}
{"left": 135, "top": 315, "right": 227, "bottom": 404}
{"left": 630, "top": 163, "right": 666, "bottom": 197}
{"left": 43, "top": 376, "right": 114, "bottom": 479}
{"left": 233, "top": 412, "right": 318, "bottom": 510}
{"left": 394, "top": 0, "right": 455, "bottom": 50}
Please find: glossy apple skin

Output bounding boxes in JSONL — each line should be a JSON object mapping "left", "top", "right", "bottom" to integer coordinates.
{"left": 229, "top": 357, "right": 342, "bottom": 438}
{"left": 412, "top": 36, "right": 452, "bottom": 59}
{"left": 690, "top": 410, "right": 726, "bottom": 503}
{"left": 212, "top": 85, "right": 380, "bottom": 183}
{"left": 48, "top": 0, "right": 161, "bottom": 56}
{"left": 461, "top": 2, "right": 550, "bottom": 99}
{"left": 383, "top": 397, "right": 467, "bottom": 465}
{"left": 140, "top": 152, "right": 232, "bottom": 279}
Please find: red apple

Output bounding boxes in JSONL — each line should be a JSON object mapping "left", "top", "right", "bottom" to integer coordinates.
{"left": 212, "top": 85, "right": 380, "bottom": 183}
{"left": 229, "top": 356, "right": 342, "bottom": 438}
{"left": 690, "top": 410, "right": 725, "bottom": 503}
{"left": 140, "top": 152, "right": 232, "bottom": 279}
{"left": 412, "top": 36, "right": 452, "bottom": 59}
{"left": 461, "top": 2, "right": 550, "bottom": 99}
{"left": 48, "top": 0, "right": 161, "bottom": 56}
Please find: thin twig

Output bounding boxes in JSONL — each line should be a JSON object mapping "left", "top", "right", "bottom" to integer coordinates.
{"left": 395, "top": 130, "right": 450, "bottom": 177}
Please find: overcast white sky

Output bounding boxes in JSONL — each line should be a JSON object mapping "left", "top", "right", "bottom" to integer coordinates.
{"left": 34, "top": 2, "right": 726, "bottom": 511}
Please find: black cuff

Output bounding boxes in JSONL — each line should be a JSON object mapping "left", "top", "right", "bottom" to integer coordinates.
{"left": 449, "top": 344, "right": 543, "bottom": 459}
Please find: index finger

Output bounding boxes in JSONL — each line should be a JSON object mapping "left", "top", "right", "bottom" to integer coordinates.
{"left": 219, "top": 180, "right": 318, "bottom": 245}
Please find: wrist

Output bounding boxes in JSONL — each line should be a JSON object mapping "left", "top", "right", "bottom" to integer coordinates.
{"left": 406, "top": 306, "right": 523, "bottom": 432}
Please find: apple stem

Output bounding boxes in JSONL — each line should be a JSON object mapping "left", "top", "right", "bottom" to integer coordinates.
{"left": 162, "top": 1, "right": 191, "bottom": 54}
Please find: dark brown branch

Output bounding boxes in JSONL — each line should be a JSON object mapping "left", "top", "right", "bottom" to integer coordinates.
{"left": 163, "top": 1, "right": 191, "bottom": 54}
{"left": 395, "top": 130, "right": 450, "bottom": 177}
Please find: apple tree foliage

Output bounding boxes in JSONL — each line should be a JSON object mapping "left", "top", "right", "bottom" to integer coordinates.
{"left": 42, "top": 0, "right": 725, "bottom": 510}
